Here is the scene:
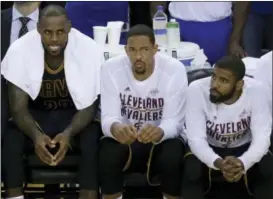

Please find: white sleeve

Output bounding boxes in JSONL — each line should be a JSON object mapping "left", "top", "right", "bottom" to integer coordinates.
{"left": 253, "top": 55, "right": 272, "bottom": 117}
{"left": 238, "top": 85, "right": 272, "bottom": 171}
{"left": 186, "top": 82, "right": 221, "bottom": 170}
{"left": 158, "top": 63, "right": 188, "bottom": 143}
{"left": 100, "top": 63, "right": 123, "bottom": 138}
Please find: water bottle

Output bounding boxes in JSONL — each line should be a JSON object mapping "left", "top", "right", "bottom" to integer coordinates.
{"left": 153, "top": 5, "right": 168, "bottom": 47}
{"left": 167, "top": 19, "right": 180, "bottom": 49}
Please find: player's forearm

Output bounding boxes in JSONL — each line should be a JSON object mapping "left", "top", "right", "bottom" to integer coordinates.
{"left": 230, "top": 2, "right": 250, "bottom": 43}
{"left": 239, "top": 135, "right": 271, "bottom": 171}
{"left": 158, "top": 119, "right": 180, "bottom": 142}
{"left": 8, "top": 83, "right": 42, "bottom": 141}
{"left": 101, "top": 117, "right": 122, "bottom": 138}
{"left": 188, "top": 139, "right": 221, "bottom": 170}
{"left": 63, "top": 99, "right": 99, "bottom": 137}
{"left": 12, "top": 110, "right": 42, "bottom": 141}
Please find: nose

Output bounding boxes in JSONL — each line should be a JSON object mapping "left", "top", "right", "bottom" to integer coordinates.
{"left": 136, "top": 52, "right": 141, "bottom": 60}
{"left": 211, "top": 79, "right": 219, "bottom": 90}
{"left": 51, "top": 33, "right": 58, "bottom": 42}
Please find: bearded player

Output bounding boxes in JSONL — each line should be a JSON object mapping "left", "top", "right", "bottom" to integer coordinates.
{"left": 183, "top": 56, "right": 273, "bottom": 199}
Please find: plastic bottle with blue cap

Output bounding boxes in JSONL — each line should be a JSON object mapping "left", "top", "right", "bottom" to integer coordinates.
{"left": 153, "top": 5, "right": 168, "bottom": 47}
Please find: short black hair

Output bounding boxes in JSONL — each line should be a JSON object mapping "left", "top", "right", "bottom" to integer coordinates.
{"left": 126, "top": 24, "right": 155, "bottom": 45}
{"left": 39, "top": 4, "right": 68, "bottom": 21}
{"left": 215, "top": 56, "right": 246, "bottom": 80}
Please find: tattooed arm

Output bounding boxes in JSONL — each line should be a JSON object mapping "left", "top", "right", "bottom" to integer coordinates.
{"left": 62, "top": 98, "right": 100, "bottom": 137}
{"left": 8, "top": 82, "right": 42, "bottom": 141}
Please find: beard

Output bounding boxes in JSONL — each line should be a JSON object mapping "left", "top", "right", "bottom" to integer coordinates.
{"left": 209, "top": 86, "right": 236, "bottom": 103}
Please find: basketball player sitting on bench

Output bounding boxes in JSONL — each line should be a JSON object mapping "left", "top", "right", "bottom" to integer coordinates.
{"left": 99, "top": 24, "right": 187, "bottom": 199}
{"left": 183, "top": 56, "right": 273, "bottom": 199}
{"left": 1, "top": 5, "right": 103, "bottom": 199}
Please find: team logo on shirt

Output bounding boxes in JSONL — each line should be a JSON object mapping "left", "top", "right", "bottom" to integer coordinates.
{"left": 124, "top": 86, "right": 131, "bottom": 92}
{"left": 119, "top": 93, "right": 164, "bottom": 130}
{"left": 206, "top": 116, "right": 251, "bottom": 147}
{"left": 149, "top": 88, "right": 159, "bottom": 96}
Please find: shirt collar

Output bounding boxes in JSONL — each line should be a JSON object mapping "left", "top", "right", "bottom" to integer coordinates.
{"left": 12, "top": 4, "right": 39, "bottom": 22}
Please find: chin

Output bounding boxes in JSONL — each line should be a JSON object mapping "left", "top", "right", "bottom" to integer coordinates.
{"left": 49, "top": 51, "right": 62, "bottom": 56}
{"left": 134, "top": 68, "right": 145, "bottom": 74}
{"left": 209, "top": 94, "right": 220, "bottom": 103}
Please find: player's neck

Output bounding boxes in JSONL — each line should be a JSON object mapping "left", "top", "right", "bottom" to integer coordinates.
{"left": 14, "top": 2, "right": 40, "bottom": 17}
{"left": 45, "top": 53, "right": 64, "bottom": 69}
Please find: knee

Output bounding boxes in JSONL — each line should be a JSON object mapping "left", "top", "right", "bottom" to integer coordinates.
{"left": 2, "top": 124, "right": 25, "bottom": 164}
{"left": 80, "top": 122, "right": 102, "bottom": 152}
{"left": 2, "top": 124, "right": 24, "bottom": 153}
{"left": 98, "top": 138, "right": 127, "bottom": 173}
{"left": 258, "top": 153, "right": 273, "bottom": 179}
{"left": 183, "top": 154, "right": 203, "bottom": 182}
{"left": 157, "top": 139, "right": 184, "bottom": 172}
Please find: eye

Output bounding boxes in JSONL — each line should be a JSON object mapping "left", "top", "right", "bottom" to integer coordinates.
{"left": 220, "top": 77, "right": 228, "bottom": 84}
{"left": 44, "top": 30, "right": 50, "bottom": 35}
{"left": 58, "top": 30, "right": 64, "bottom": 34}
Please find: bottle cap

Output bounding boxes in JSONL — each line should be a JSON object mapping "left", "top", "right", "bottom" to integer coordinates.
{"left": 157, "top": 5, "right": 163, "bottom": 11}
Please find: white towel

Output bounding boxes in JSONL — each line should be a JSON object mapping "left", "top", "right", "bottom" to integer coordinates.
{"left": 1, "top": 28, "right": 104, "bottom": 110}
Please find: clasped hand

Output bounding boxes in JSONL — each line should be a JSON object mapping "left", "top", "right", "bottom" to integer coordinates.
{"left": 112, "top": 123, "right": 164, "bottom": 144}
{"left": 34, "top": 132, "right": 70, "bottom": 166}
{"left": 219, "top": 156, "right": 245, "bottom": 183}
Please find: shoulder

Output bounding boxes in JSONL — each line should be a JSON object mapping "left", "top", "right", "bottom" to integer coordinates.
{"left": 5, "top": 29, "right": 38, "bottom": 56}
{"left": 244, "top": 77, "right": 265, "bottom": 94}
{"left": 156, "top": 53, "right": 187, "bottom": 76}
{"left": 189, "top": 76, "right": 210, "bottom": 90}
{"left": 69, "top": 28, "right": 103, "bottom": 55}
{"left": 101, "top": 54, "right": 128, "bottom": 76}
{"left": 70, "top": 28, "right": 104, "bottom": 62}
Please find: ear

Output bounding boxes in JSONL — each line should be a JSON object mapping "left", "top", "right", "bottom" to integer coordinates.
{"left": 37, "top": 22, "right": 41, "bottom": 34}
{"left": 67, "top": 20, "right": 72, "bottom": 33}
{"left": 125, "top": 45, "right": 129, "bottom": 56}
{"left": 236, "top": 79, "right": 244, "bottom": 91}
{"left": 153, "top": 44, "right": 158, "bottom": 55}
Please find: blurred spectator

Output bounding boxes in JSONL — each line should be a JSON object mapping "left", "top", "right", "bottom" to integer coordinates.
{"left": 65, "top": 2, "right": 129, "bottom": 44}
{"left": 1, "top": 1, "right": 41, "bottom": 59}
{"left": 243, "top": 1, "right": 273, "bottom": 57}
{"left": 1, "top": 1, "right": 65, "bottom": 10}
{"left": 167, "top": 2, "right": 249, "bottom": 65}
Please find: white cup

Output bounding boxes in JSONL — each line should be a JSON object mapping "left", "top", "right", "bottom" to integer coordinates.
{"left": 93, "top": 26, "right": 108, "bottom": 46}
{"left": 107, "top": 27, "right": 122, "bottom": 46}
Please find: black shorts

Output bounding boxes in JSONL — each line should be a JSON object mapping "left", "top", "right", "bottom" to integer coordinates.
{"left": 184, "top": 143, "right": 273, "bottom": 196}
